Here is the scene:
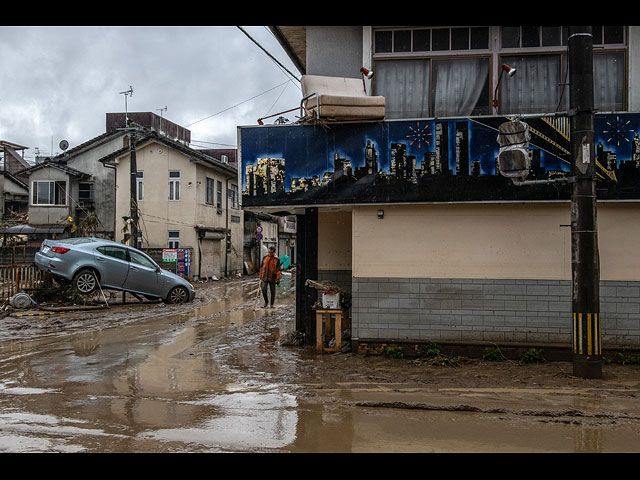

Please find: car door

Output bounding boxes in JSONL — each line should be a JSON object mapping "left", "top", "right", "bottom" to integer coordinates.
{"left": 94, "top": 246, "right": 130, "bottom": 289}
{"left": 123, "top": 249, "right": 163, "bottom": 296}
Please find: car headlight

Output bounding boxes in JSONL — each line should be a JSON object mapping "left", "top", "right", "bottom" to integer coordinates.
{"left": 189, "top": 283, "right": 194, "bottom": 290}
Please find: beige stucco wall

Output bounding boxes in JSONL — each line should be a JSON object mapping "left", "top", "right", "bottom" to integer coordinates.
{"left": 114, "top": 142, "right": 198, "bottom": 248}
{"left": 351, "top": 202, "right": 640, "bottom": 282}
{"left": 318, "top": 210, "right": 352, "bottom": 271}
{"left": 113, "top": 140, "right": 243, "bottom": 277}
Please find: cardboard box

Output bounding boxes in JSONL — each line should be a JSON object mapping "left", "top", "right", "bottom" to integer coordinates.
{"left": 322, "top": 292, "right": 340, "bottom": 309}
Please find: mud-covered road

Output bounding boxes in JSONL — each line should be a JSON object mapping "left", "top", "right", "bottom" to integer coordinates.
{"left": 1, "top": 272, "right": 640, "bottom": 453}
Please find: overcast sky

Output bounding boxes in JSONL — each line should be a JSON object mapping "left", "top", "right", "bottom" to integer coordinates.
{"left": 0, "top": 26, "right": 302, "bottom": 163}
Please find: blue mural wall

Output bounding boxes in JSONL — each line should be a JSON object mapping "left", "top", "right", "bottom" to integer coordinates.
{"left": 240, "top": 113, "right": 640, "bottom": 206}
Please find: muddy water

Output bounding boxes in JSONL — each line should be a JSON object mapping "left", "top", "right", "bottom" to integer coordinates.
{"left": 0, "top": 274, "right": 639, "bottom": 452}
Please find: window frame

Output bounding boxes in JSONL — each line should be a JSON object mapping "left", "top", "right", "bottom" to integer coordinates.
{"left": 78, "top": 182, "right": 94, "bottom": 205}
{"left": 206, "top": 177, "right": 214, "bottom": 205}
{"left": 168, "top": 170, "right": 181, "bottom": 201}
{"left": 228, "top": 183, "right": 239, "bottom": 209}
{"left": 216, "top": 180, "right": 223, "bottom": 211}
{"left": 168, "top": 230, "right": 180, "bottom": 249}
{"left": 31, "top": 180, "right": 68, "bottom": 206}
{"left": 136, "top": 171, "right": 144, "bottom": 201}
{"left": 372, "top": 26, "right": 628, "bottom": 117}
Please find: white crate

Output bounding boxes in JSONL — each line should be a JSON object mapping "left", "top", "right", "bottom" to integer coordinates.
{"left": 322, "top": 293, "right": 340, "bottom": 309}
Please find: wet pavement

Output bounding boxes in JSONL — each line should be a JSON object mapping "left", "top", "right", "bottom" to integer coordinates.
{"left": 1, "top": 273, "right": 640, "bottom": 453}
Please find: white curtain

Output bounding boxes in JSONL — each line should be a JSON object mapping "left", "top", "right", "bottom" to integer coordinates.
{"left": 375, "top": 59, "right": 429, "bottom": 119}
{"left": 501, "top": 55, "right": 561, "bottom": 114}
{"left": 433, "top": 58, "right": 489, "bottom": 117}
{"left": 594, "top": 53, "right": 624, "bottom": 112}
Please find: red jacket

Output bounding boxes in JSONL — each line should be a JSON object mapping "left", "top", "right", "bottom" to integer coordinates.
{"left": 259, "top": 254, "right": 281, "bottom": 282}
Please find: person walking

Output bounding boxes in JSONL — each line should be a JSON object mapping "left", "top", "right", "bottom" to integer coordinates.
{"left": 259, "top": 246, "right": 281, "bottom": 308}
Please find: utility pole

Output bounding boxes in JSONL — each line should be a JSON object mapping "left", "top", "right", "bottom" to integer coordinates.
{"left": 120, "top": 86, "right": 140, "bottom": 248}
{"left": 568, "top": 26, "right": 601, "bottom": 378}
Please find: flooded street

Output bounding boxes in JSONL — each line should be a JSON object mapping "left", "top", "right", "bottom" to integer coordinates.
{"left": 1, "top": 273, "right": 640, "bottom": 452}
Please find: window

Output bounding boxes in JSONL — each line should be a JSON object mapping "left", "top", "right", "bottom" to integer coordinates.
{"left": 206, "top": 177, "right": 214, "bottom": 204}
{"left": 168, "top": 230, "right": 180, "bottom": 248}
{"left": 500, "top": 54, "right": 563, "bottom": 114}
{"left": 228, "top": 184, "right": 239, "bottom": 209}
{"left": 136, "top": 171, "right": 144, "bottom": 201}
{"left": 168, "top": 171, "right": 180, "bottom": 201}
{"left": 31, "top": 181, "right": 67, "bottom": 206}
{"left": 374, "top": 27, "right": 489, "bottom": 54}
{"left": 78, "top": 183, "right": 94, "bottom": 205}
{"left": 129, "top": 249, "right": 157, "bottom": 269}
{"left": 97, "top": 246, "right": 128, "bottom": 261}
{"left": 216, "top": 180, "right": 222, "bottom": 210}
{"left": 376, "top": 57, "right": 490, "bottom": 118}
{"left": 373, "top": 26, "right": 626, "bottom": 117}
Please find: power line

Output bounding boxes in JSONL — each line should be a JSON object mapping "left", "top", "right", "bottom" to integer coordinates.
{"left": 190, "top": 139, "right": 237, "bottom": 148}
{"left": 236, "top": 26, "right": 301, "bottom": 84}
{"left": 185, "top": 80, "right": 291, "bottom": 128}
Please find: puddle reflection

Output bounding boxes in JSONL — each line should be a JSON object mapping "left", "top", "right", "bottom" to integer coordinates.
{"left": 140, "top": 391, "right": 298, "bottom": 451}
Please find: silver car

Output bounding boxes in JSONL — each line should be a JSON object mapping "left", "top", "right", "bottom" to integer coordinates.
{"left": 34, "top": 237, "right": 195, "bottom": 304}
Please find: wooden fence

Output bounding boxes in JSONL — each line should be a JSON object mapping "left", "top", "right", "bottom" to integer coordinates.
{"left": 0, "top": 264, "right": 45, "bottom": 300}
{"left": 0, "top": 246, "right": 39, "bottom": 265}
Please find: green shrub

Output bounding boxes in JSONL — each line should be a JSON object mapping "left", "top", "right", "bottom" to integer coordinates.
{"left": 519, "top": 348, "right": 545, "bottom": 364}
{"left": 384, "top": 346, "right": 404, "bottom": 359}
{"left": 614, "top": 351, "right": 640, "bottom": 365}
{"left": 417, "top": 342, "right": 441, "bottom": 359}
{"left": 482, "top": 347, "right": 506, "bottom": 362}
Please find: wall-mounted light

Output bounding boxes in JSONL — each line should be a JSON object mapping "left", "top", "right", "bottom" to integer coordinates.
{"left": 377, "top": 209, "right": 384, "bottom": 219}
{"left": 492, "top": 64, "right": 517, "bottom": 113}
{"left": 360, "top": 67, "right": 374, "bottom": 94}
{"left": 502, "top": 63, "right": 517, "bottom": 77}
{"left": 360, "top": 67, "right": 374, "bottom": 79}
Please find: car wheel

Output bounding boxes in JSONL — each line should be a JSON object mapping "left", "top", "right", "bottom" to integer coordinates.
{"left": 73, "top": 269, "right": 98, "bottom": 294}
{"left": 166, "top": 286, "right": 189, "bottom": 304}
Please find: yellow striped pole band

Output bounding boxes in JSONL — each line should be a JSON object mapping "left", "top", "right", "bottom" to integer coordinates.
{"left": 573, "top": 312, "right": 601, "bottom": 355}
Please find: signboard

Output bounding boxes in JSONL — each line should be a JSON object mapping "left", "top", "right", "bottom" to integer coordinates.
{"left": 162, "top": 249, "right": 177, "bottom": 262}
{"left": 176, "top": 248, "right": 191, "bottom": 278}
{"left": 240, "top": 113, "right": 640, "bottom": 206}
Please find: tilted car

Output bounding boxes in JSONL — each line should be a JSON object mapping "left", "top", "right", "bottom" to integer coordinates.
{"left": 35, "top": 237, "right": 195, "bottom": 304}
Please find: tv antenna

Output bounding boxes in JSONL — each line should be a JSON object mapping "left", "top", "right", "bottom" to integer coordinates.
{"left": 157, "top": 106, "right": 167, "bottom": 133}
{"left": 119, "top": 86, "right": 134, "bottom": 125}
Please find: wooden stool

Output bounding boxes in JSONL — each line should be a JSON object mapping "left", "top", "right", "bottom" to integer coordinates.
{"left": 315, "top": 308, "right": 349, "bottom": 353}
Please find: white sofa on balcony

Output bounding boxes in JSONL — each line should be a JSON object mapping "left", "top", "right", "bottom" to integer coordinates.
{"left": 300, "top": 74, "right": 385, "bottom": 122}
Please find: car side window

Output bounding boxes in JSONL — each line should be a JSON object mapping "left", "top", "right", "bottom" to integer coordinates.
{"left": 96, "top": 246, "right": 128, "bottom": 261}
{"left": 129, "top": 250, "right": 157, "bottom": 269}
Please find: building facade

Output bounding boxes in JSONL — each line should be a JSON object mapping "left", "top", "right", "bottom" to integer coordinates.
{"left": 102, "top": 131, "right": 243, "bottom": 280}
{"left": 240, "top": 26, "right": 640, "bottom": 354}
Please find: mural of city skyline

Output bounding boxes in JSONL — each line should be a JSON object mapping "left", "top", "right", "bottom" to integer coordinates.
{"left": 240, "top": 113, "right": 640, "bottom": 206}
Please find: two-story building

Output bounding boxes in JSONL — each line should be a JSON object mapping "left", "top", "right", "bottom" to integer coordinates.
{"left": 100, "top": 129, "right": 243, "bottom": 280}
{"left": 1, "top": 141, "right": 33, "bottom": 219}
{"left": 240, "top": 26, "right": 640, "bottom": 359}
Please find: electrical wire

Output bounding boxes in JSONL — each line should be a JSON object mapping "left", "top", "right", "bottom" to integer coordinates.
{"left": 185, "top": 80, "right": 291, "bottom": 128}
{"left": 236, "top": 26, "right": 301, "bottom": 84}
{"left": 190, "top": 140, "right": 237, "bottom": 148}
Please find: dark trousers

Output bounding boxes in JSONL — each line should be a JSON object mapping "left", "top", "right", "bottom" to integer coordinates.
{"left": 261, "top": 280, "right": 276, "bottom": 306}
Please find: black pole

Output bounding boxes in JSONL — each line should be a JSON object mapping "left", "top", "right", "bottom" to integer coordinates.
{"left": 129, "top": 130, "right": 140, "bottom": 249}
{"left": 568, "top": 26, "right": 601, "bottom": 378}
{"left": 295, "top": 207, "right": 318, "bottom": 344}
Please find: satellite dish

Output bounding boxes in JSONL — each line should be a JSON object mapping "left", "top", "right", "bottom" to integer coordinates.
{"left": 59, "top": 140, "right": 69, "bottom": 151}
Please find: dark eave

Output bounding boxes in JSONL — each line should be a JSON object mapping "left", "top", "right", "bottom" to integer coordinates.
{"left": 269, "top": 26, "right": 306, "bottom": 75}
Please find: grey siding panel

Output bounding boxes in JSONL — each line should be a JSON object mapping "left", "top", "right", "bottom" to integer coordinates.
{"left": 351, "top": 277, "right": 640, "bottom": 348}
